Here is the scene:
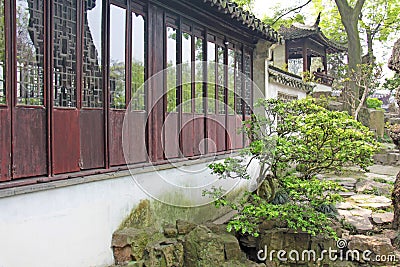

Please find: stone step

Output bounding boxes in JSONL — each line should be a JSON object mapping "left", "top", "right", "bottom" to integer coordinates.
{"left": 212, "top": 210, "right": 238, "bottom": 225}
{"left": 349, "top": 194, "right": 392, "bottom": 210}
{"left": 339, "top": 192, "right": 356, "bottom": 198}
{"left": 371, "top": 212, "right": 394, "bottom": 226}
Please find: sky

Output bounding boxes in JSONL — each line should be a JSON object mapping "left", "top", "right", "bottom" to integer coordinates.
{"left": 253, "top": 0, "right": 313, "bottom": 20}
{"left": 253, "top": 0, "right": 287, "bottom": 18}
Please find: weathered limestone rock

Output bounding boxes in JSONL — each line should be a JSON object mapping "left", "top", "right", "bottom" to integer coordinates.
{"left": 257, "top": 229, "right": 311, "bottom": 265}
{"left": 223, "top": 233, "right": 246, "bottom": 261}
{"left": 112, "top": 227, "right": 161, "bottom": 264}
{"left": 258, "top": 219, "right": 288, "bottom": 232}
{"left": 143, "top": 239, "right": 184, "bottom": 267}
{"left": 222, "top": 259, "right": 266, "bottom": 266}
{"left": 348, "top": 235, "right": 396, "bottom": 259}
{"left": 119, "top": 199, "right": 154, "bottom": 229}
{"left": 374, "top": 153, "right": 388, "bottom": 165}
{"left": 239, "top": 234, "right": 257, "bottom": 248}
{"left": 163, "top": 224, "right": 178, "bottom": 238}
{"left": 176, "top": 219, "right": 197, "bottom": 235}
{"left": 184, "top": 225, "right": 225, "bottom": 266}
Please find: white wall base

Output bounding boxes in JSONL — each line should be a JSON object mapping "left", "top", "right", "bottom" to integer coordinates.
{"left": 0, "top": 160, "right": 247, "bottom": 267}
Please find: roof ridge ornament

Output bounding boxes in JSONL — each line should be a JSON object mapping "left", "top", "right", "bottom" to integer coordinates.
{"left": 313, "top": 12, "right": 321, "bottom": 28}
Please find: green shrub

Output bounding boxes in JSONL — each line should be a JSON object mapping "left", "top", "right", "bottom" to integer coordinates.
{"left": 205, "top": 98, "right": 379, "bottom": 238}
{"left": 366, "top": 98, "right": 383, "bottom": 109}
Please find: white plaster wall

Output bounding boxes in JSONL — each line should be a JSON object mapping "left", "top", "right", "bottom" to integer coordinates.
{"left": 314, "top": 83, "right": 332, "bottom": 93}
{"left": 0, "top": 176, "right": 144, "bottom": 267}
{"left": 266, "top": 80, "right": 307, "bottom": 100}
{"left": 0, "top": 160, "right": 250, "bottom": 267}
{"left": 272, "top": 44, "right": 286, "bottom": 70}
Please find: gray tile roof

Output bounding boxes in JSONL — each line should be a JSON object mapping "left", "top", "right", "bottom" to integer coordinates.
{"left": 202, "top": 0, "right": 281, "bottom": 43}
{"left": 279, "top": 23, "right": 347, "bottom": 53}
{"left": 268, "top": 65, "right": 315, "bottom": 92}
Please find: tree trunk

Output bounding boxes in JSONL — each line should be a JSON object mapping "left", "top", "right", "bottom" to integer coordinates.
{"left": 334, "top": 0, "right": 365, "bottom": 115}
{"left": 392, "top": 171, "right": 400, "bottom": 229}
{"left": 366, "top": 29, "right": 374, "bottom": 62}
{"left": 345, "top": 21, "right": 362, "bottom": 101}
{"left": 390, "top": 39, "right": 400, "bottom": 229}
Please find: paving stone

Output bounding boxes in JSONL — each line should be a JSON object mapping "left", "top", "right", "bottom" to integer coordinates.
{"left": 355, "top": 180, "right": 392, "bottom": 196}
{"left": 344, "top": 215, "right": 373, "bottom": 233}
{"left": 337, "top": 208, "right": 373, "bottom": 233}
{"left": 368, "top": 165, "right": 400, "bottom": 176}
{"left": 326, "top": 177, "right": 358, "bottom": 185}
{"left": 339, "top": 192, "right": 356, "bottom": 198}
{"left": 349, "top": 194, "right": 392, "bottom": 210}
{"left": 371, "top": 212, "right": 394, "bottom": 225}
{"left": 364, "top": 172, "right": 395, "bottom": 183}
{"left": 336, "top": 202, "right": 358, "bottom": 210}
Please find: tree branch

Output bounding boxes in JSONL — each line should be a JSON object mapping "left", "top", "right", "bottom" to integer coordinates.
{"left": 334, "top": 0, "right": 351, "bottom": 16}
{"left": 272, "top": 0, "right": 312, "bottom": 25}
{"left": 354, "top": 0, "right": 367, "bottom": 18}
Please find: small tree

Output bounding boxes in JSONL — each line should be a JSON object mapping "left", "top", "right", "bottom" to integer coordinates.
{"left": 340, "top": 63, "right": 382, "bottom": 120}
{"left": 206, "top": 98, "right": 378, "bottom": 237}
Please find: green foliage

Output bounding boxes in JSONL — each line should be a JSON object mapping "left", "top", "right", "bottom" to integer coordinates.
{"left": 272, "top": 98, "right": 378, "bottom": 178}
{"left": 366, "top": 98, "right": 383, "bottom": 109}
{"left": 206, "top": 98, "right": 379, "bottom": 238}
{"left": 225, "top": 192, "right": 338, "bottom": 238}
{"left": 312, "top": 0, "right": 400, "bottom": 63}
{"left": 110, "top": 62, "right": 126, "bottom": 109}
{"left": 383, "top": 73, "right": 400, "bottom": 93}
{"left": 262, "top": 13, "right": 305, "bottom": 31}
{"left": 231, "top": 0, "right": 254, "bottom": 11}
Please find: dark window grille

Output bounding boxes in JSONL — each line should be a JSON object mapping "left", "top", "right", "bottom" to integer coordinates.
{"left": 82, "top": 0, "right": 103, "bottom": 108}
{"left": 235, "top": 51, "right": 243, "bottom": 114}
{"left": 53, "top": 0, "right": 77, "bottom": 108}
{"left": 243, "top": 53, "right": 252, "bottom": 115}
{"left": 217, "top": 45, "right": 225, "bottom": 114}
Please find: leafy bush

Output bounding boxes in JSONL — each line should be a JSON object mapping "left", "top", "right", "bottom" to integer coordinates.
{"left": 366, "top": 98, "right": 383, "bottom": 109}
{"left": 206, "top": 98, "right": 379, "bottom": 238}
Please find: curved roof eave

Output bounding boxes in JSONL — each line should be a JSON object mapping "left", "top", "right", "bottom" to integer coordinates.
{"left": 202, "top": 0, "right": 282, "bottom": 43}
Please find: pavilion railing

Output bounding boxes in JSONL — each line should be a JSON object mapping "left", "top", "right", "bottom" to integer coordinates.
{"left": 313, "top": 71, "right": 334, "bottom": 86}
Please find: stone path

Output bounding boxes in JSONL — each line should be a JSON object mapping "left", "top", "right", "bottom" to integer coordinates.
{"left": 320, "top": 164, "right": 398, "bottom": 234}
